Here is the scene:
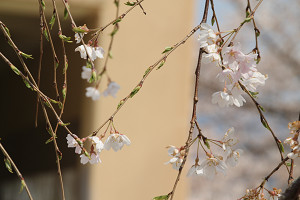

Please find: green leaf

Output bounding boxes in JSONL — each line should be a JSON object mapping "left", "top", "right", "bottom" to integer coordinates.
{"left": 162, "top": 47, "right": 173, "bottom": 54}
{"left": 20, "top": 179, "right": 25, "bottom": 193}
{"left": 62, "top": 86, "right": 67, "bottom": 100}
{"left": 110, "top": 28, "right": 118, "bottom": 36}
{"left": 260, "top": 116, "right": 270, "bottom": 131}
{"left": 88, "top": 70, "right": 97, "bottom": 83}
{"left": 72, "top": 27, "right": 88, "bottom": 33}
{"left": 10, "top": 64, "right": 20, "bottom": 75}
{"left": 143, "top": 67, "right": 151, "bottom": 78}
{"left": 249, "top": 91, "right": 258, "bottom": 98}
{"left": 286, "top": 162, "right": 291, "bottom": 167}
{"left": 211, "top": 16, "right": 215, "bottom": 26}
{"left": 242, "top": 17, "right": 252, "bottom": 24}
{"left": 246, "top": 10, "right": 250, "bottom": 18}
{"left": 130, "top": 85, "right": 141, "bottom": 98}
{"left": 58, "top": 122, "right": 70, "bottom": 126}
{"left": 23, "top": 78, "right": 33, "bottom": 90}
{"left": 124, "top": 1, "right": 136, "bottom": 6}
{"left": 117, "top": 99, "right": 125, "bottom": 109}
{"left": 20, "top": 52, "right": 33, "bottom": 59}
{"left": 49, "top": 12, "right": 56, "bottom": 30}
{"left": 113, "top": 18, "right": 122, "bottom": 25}
{"left": 45, "top": 136, "right": 57, "bottom": 144}
{"left": 255, "top": 29, "right": 260, "bottom": 37}
{"left": 153, "top": 195, "right": 169, "bottom": 200}
{"left": 203, "top": 138, "right": 210, "bottom": 149}
{"left": 258, "top": 105, "right": 265, "bottom": 112}
{"left": 43, "top": 29, "right": 49, "bottom": 41}
{"left": 157, "top": 60, "right": 165, "bottom": 70}
{"left": 64, "top": 5, "right": 69, "bottom": 20}
{"left": 4, "top": 158, "right": 13, "bottom": 173}
{"left": 278, "top": 141, "right": 284, "bottom": 153}
{"left": 4, "top": 26, "right": 11, "bottom": 37}
{"left": 49, "top": 99, "right": 62, "bottom": 109}
{"left": 59, "top": 34, "right": 72, "bottom": 43}
{"left": 41, "top": 0, "right": 46, "bottom": 9}
{"left": 63, "top": 60, "right": 68, "bottom": 74}
{"left": 108, "top": 51, "right": 113, "bottom": 59}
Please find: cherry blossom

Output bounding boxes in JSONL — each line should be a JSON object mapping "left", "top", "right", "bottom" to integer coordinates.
{"left": 198, "top": 23, "right": 217, "bottom": 48}
{"left": 103, "top": 82, "right": 120, "bottom": 97}
{"left": 187, "top": 163, "right": 203, "bottom": 176}
{"left": 85, "top": 87, "right": 100, "bottom": 101}
{"left": 81, "top": 66, "right": 92, "bottom": 82}
{"left": 89, "top": 136, "right": 104, "bottom": 153}
{"left": 198, "top": 156, "right": 227, "bottom": 179}
{"left": 75, "top": 45, "right": 104, "bottom": 61}
{"left": 222, "top": 127, "right": 238, "bottom": 151}
{"left": 165, "top": 157, "right": 183, "bottom": 170}
{"left": 75, "top": 45, "right": 93, "bottom": 60}
{"left": 226, "top": 149, "right": 243, "bottom": 167}
{"left": 104, "top": 133, "right": 131, "bottom": 152}
{"left": 66, "top": 134, "right": 82, "bottom": 154}
{"left": 80, "top": 154, "right": 90, "bottom": 165}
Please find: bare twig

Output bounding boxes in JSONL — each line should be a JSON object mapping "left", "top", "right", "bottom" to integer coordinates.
{"left": 0, "top": 142, "right": 34, "bottom": 200}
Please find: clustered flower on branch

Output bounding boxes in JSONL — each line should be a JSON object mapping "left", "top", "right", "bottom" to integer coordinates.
{"left": 66, "top": 122, "right": 131, "bottom": 165}
{"left": 74, "top": 25, "right": 120, "bottom": 101}
{"left": 198, "top": 23, "right": 267, "bottom": 108}
{"left": 284, "top": 120, "right": 300, "bottom": 159}
{"left": 166, "top": 127, "right": 242, "bottom": 179}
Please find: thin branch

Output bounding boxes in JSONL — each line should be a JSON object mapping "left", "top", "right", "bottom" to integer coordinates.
{"left": 0, "top": 142, "right": 34, "bottom": 200}
{"left": 169, "top": 1, "right": 210, "bottom": 199}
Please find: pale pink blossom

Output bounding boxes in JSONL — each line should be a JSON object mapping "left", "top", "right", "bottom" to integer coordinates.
{"left": 81, "top": 66, "right": 92, "bottom": 82}
{"left": 104, "top": 133, "right": 131, "bottom": 152}
{"left": 198, "top": 156, "right": 227, "bottom": 179}
{"left": 85, "top": 87, "right": 100, "bottom": 101}
{"left": 103, "top": 82, "right": 120, "bottom": 98}
{"left": 66, "top": 134, "right": 82, "bottom": 154}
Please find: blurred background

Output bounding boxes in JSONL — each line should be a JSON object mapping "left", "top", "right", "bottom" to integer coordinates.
{"left": 0, "top": 0, "right": 299, "bottom": 200}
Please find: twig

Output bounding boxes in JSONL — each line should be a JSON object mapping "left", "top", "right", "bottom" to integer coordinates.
{"left": 168, "top": 1, "right": 210, "bottom": 199}
{"left": 0, "top": 142, "right": 34, "bottom": 200}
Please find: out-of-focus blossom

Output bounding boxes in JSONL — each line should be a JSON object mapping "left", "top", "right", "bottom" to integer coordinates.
{"left": 85, "top": 87, "right": 100, "bottom": 101}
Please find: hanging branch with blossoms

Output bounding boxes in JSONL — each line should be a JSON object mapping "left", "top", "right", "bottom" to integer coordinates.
{"left": 0, "top": 0, "right": 299, "bottom": 200}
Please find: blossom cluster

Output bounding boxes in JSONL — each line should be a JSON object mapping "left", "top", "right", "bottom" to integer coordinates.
{"left": 166, "top": 127, "right": 242, "bottom": 179}
{"left": 66, "top": 131, "right": 130, "bottom": 165}
{"left": 239, "top": 187, "right": 281, "bottom": 200}
{"left": 284, "top": 120, "right": 300, "bottom": 159}
{"left": 74, "top": 25, "right": 120, "bottom": 101}
{"left": 198, "top": 23, "right": 267, "bottom": 107}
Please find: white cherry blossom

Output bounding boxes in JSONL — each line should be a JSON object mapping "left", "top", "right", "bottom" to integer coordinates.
{"left": 85, "top": 87, "right": 100, "bottom": 101}
{"left": 66, "top": 134, "right": 82, "bottom": 154}
{"left": 226, "top": 149, "right": 243, "bottom": 167}
{"left": 198, "top": 156, "right": 227, "bottom": 179}
{"left": 75, "top": 45, "right": 93, "bottom": 60}
{"left": 222, "top": 127, "right": 238, "bottom": 151}
{"left": 104, "top": 133, "right": 131, "bottom": 152}
{"left": 81, "top": 66, "right": 92, "bottom": 82}
{"left": 198, "top": 23, "right": 217, "bottom": 48}
{"left": 75, "top": 45, "right": 104, "bottom": 61}
{"left": 89, "top": 136, "right": 104, "bottom": 153}
{"left": 89, "top": 153, "right": 101, "bottom": 164}
{"left": 103, "top": 82, "right": 120, "bottom": 97}
{"left": 187, "top": 164, "right": 203, "bottom": 176}
{"left": 165, "top": 157, "right": 183, "bottom": 170}
{"left": 80, "top": 154, "right": 89, "bottom": 165}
